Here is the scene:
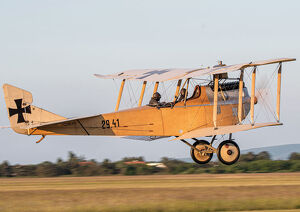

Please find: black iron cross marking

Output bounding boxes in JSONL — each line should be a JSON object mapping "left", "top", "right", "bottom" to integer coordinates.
{"left": 8, "top": 99, "right": 31, "bottom": 123}
{"left": 137, "top": 69, "right": 170, "bottom": 79}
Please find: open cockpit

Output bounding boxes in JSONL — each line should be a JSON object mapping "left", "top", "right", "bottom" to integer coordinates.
{"left": 147, "top": 77, "right": 246, "bottom": 109}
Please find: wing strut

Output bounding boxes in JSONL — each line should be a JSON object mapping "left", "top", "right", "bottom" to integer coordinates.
{"left": 184, "top": 78, "right": 190, "bottom": 106}
{"left": 238, "top": 70, "right": 244, "bottom": 123}
{"left": 276, "top": 62, "right": 282, "bottom": 122}
{"left": 250, "top": 67, "right": 256, "bottom": 125}
{"left": 153, "top": 81, "right": 159, "bottom": 94}
{"left": 138, "top": 81, "right": 147, "bottom": 107}
{"left": 115, "top": 79, "right": 125, "bottom": 111}
{"left": 213, "top": 75, "right": 219, "bottom": 129}
{"left": 173, "top": 79, "right": 182, "bottom": 102}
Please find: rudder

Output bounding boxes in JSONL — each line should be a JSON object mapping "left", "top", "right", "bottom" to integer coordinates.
{"left": 3, "top": 84, "right": 66, "bottom": 134}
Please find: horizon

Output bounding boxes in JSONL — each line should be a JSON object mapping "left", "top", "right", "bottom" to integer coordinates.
{"left": 2, "top": 143, "right": 299, "bottom": 165}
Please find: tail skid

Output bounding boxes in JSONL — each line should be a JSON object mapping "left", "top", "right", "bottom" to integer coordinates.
{"left": 3, "top": 84, "right": 66, "bottom": 135}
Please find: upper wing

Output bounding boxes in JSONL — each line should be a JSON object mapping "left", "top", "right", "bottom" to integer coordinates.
{"left": 94, "top": 68, "right": 200, "bottom": 82}
{"left": 95, "top": 58, "right": 295, "bottom": 82}
{"left": 171, "top": 122, "right": 282, "bottom": 141}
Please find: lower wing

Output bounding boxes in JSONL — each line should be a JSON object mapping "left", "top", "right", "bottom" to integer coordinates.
{"left": 171, "top": 122, "right": 282, "bottom": 141}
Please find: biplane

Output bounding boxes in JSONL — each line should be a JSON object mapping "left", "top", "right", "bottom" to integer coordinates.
{"left": 3, "top": 58, "right": 296, "bottom": 165}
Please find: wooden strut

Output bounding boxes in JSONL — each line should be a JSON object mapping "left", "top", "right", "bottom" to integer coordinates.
{"left": 238, "top": 70, "right": 244, "bottom": 123}
{"left": 250, "top": 67, "right": 256, "bottom": 125}
{"left": 153, "top": 81, "right": 159, "bottom": 95}
{"left": 276, "top": 63, "right": 282, "bottom": 122}
{"left": 184, "top": 78, "right": 190, "bottom": 106}
{"left": 115, "top": 79, "right": 125, "bottom": 111}
{"left": 138, "top": 81, "right": 147, "bottom": 107}
{"left": 173, "top": 79, "right": 182, "bottom": 102}
{"left": 213, "top": 75, "right": 219, "bottom": 129}
{"left": 180, "top": 78, "right": 188, "bottom": 91}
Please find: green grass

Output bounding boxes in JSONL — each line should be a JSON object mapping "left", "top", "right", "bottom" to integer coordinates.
{"left": 0, "top": 173, "right": 300, "bottom": 212}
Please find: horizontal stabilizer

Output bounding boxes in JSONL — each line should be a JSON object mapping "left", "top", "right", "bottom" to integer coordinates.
{"left": 20, "top": 114, "right": 99, "bottom": 130}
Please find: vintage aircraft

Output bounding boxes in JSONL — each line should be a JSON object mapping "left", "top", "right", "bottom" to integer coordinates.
{"left": 3, "top": 58, "right": 296, "bottom": 165}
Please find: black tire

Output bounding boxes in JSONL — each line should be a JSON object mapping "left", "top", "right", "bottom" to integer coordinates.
{"left": 217, "top": 140, "right": 240, "bottom": 165}
{"left": 190, "top": 140, "right": 213, "bottom": 164}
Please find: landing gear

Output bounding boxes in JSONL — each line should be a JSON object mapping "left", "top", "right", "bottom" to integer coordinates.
{"left": 217, "top": 140, "right": 240, "bottom": 165}
{"left": 179, "top": 134, "right": 240, "bottom": 165}
{"left": 190, "top": 140, "right": 213, "bottom": 164}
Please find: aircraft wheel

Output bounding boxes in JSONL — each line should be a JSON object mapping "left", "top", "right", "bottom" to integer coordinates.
{"left": 217, "top": 140, "right": 240, "bottom": 165}
{"left": 190, "top": 140, "right": 213, "bottom": 164}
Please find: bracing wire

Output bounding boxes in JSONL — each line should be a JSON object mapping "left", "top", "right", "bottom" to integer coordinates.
{"left": 254, "top": 65, "right": 278, "bottom": 122}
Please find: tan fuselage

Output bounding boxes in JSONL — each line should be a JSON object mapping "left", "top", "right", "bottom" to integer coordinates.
{"left": 32, "top": 86, "right": 250, "bottom": 137}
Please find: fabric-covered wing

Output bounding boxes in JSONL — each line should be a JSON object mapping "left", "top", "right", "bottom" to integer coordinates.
{"left": 183, "top": 58, "right": 295, "bottom": 79}
{"left": 94, "top": 68, "right": 199, "bottom": 82}
{"left": 95, "top": 58, "right": 295, "bottom": 82}
{"left": 171, "top": 122, "right": 282, "bottom": 141}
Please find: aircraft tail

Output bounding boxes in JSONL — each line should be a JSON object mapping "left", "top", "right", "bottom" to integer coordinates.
{"left": 3, "top": 84, "right": 66, "bottom": 135}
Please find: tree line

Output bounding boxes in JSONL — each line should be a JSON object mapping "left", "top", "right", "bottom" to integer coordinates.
{"left": 0, "top": 151, "right": 300, "bottom": 177}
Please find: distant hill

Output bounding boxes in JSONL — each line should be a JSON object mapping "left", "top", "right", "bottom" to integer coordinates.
{"left": 179, "top": 144, "right": 300, "bottom": 163}
{"left": 240, "top": 144, "right": 300, "bottom": 160}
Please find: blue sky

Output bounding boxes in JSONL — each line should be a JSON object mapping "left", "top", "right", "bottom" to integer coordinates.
{"left": 0, "top": 0, "right": 299, "bottom": 164}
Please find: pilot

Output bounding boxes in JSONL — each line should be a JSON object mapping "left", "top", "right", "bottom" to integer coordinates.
{"left": 149, "top": 92, "right": 162, "bottom": 106}
{"left": 177, "top": 88, "right": 187, "bottom": 102}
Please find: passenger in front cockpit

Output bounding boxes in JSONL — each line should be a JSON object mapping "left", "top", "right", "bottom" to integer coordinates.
{"left": 149, "top": 92, "right": 162, "bottom": 106}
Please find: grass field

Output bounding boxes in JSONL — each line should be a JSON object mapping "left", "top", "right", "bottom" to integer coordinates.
{"left": 0, "top": 173, "right": 300, "bottom": 212}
